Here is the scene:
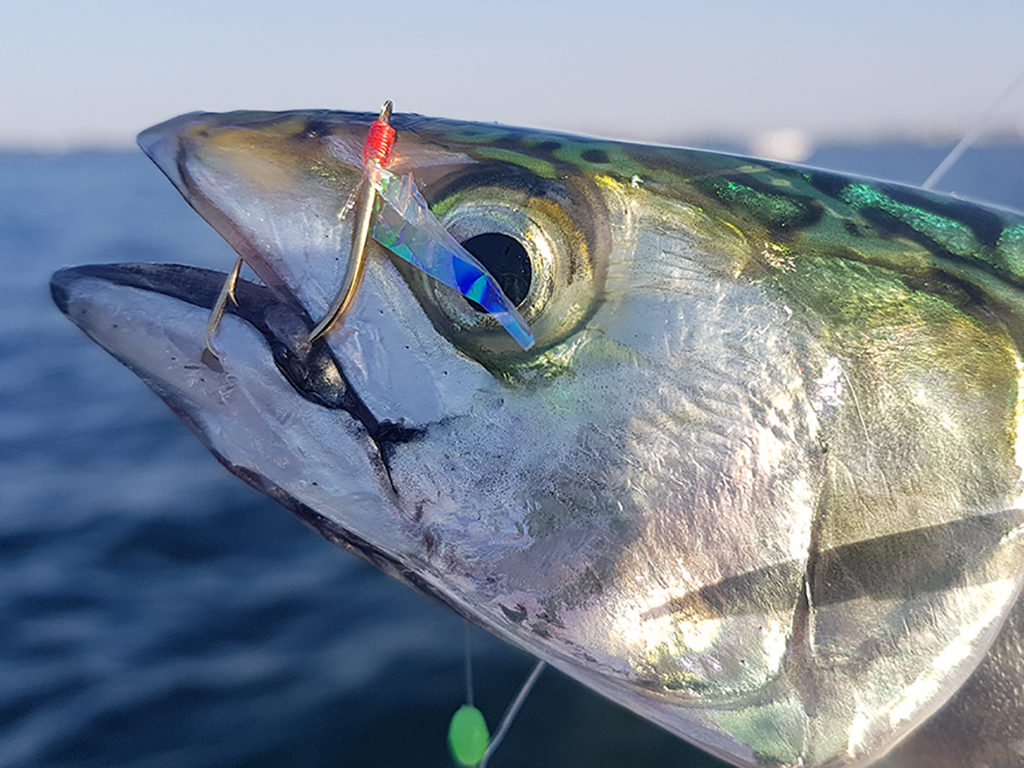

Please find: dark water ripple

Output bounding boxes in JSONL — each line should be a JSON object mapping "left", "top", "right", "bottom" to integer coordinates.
{"left": 2, "top": 145, "right": 1021, "bottom": 768}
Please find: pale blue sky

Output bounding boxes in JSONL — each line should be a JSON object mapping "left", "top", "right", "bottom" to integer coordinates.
{"left": 3, "top": 0, "right": 1024, "bottom": 149}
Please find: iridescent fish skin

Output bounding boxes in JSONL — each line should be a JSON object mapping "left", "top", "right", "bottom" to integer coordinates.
{"left": 53, "top": 111, "right": 1024, "bottom": 768}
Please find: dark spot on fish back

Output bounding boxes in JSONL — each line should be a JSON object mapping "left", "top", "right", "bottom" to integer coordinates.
{"left": 807, "top": 170, "right": 851, "bottom": 200}
{"left": 301, "top": 118, "right": 334, "bottom": 139}
{"left": 859, "top": 206, "right": 952, "bottom": 256}
{"left": 581, "top": 149, "right": 610, "bottom": 164}
{"left": 695, "top": 173, "right": 823, "bottom": 238}
{"left": 878, "top": 182, "right": 1006, "bottom": 247}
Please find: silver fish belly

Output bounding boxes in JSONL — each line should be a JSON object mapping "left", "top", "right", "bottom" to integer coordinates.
{"left": 52, "top": 110, "right": 1024, "bottom": 767}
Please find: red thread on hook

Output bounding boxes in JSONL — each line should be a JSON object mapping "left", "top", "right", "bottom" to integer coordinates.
{"left": 363, "top": 118, "right": 396, "bottom": 167}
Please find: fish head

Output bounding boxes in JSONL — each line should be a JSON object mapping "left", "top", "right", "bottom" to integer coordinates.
{"left": 54, "top": 110, "right": 1024, "bottom": 767}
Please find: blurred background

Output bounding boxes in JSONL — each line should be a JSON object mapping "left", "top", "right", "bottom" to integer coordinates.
{"left": 3, "top": 2, "right": 1024, "bottom": 767}
{"left": 4, "top": 0, "right": 1024, "bottom": 154}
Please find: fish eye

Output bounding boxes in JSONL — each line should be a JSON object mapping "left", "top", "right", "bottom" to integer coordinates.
{"left": 460, "top": 233, "right": 532, "bottom": 310}
{"left": 397, "top": 167, "right": 608, "bottom": 362}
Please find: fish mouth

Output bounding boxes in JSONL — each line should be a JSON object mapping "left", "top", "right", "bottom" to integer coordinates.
{"left": 50, "top": 262, "right": 420, "bottom": 451}
{"left": 51, "top": 258, "right": 475, "bottom": 597}
{"left": 48, "top": 260, "right": 433, "bottom": 582}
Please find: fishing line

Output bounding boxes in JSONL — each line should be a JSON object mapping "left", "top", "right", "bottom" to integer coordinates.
{"left": 477, "top": 660, "right": 546, "bottom": 768}
{"left": 464, "top": 623, "right": 475, "bottom": 707}
{"left": 922, "top": 65, "right": 1024, "bottom": 190}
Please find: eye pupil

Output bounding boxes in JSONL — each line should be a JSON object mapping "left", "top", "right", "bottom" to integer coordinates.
{"left": 460, "top": 233, "right": 532, "bottom": 310}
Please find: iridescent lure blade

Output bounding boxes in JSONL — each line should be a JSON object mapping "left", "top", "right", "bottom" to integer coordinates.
{"left": 370, "top": 169, "right": 535, "bottom": 350}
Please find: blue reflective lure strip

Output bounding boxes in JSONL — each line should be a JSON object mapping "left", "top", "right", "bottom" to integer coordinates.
{"left": 370, "top": 168, "right": 535, "bottom": 351}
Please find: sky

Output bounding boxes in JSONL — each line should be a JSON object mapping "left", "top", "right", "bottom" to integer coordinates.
{"left": 3, "top": 0, "right": 1024, "bottom": 151}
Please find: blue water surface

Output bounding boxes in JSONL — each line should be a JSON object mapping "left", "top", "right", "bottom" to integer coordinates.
{"left": 1, "top": 144, "right": 1022, "bottom": 768}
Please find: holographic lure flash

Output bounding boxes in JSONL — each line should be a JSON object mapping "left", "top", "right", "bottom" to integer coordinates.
{"left": 310, "top": 102, "right": 534, "bottom": 350}
{"left": 372, "top": 168, "right": 535, "bottom": 351}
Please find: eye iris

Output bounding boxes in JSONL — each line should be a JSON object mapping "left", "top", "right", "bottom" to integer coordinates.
{"left": 459, "top": 233, "right": 532, "bottom": 310}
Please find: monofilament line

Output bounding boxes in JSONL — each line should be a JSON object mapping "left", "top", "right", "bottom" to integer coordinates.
{"left": 923, "top": 66, "right": 1024, "bottom": 190}
{"left": 478, "top": 660, "right": 546, "bottom": 768}
{"left": 463, "top": 623, "right": 474, "bottom": 707}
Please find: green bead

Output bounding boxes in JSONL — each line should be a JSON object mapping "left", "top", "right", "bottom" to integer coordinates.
{"left": 447, "top": 704, "right": 490, "bottom": 767}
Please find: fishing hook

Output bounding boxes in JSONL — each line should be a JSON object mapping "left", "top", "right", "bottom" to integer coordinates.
{"left": 308, "top": 100, "right": 395, "bottom": 343}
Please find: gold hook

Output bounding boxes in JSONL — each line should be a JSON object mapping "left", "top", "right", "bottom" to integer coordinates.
{"left": 307, "top": 100, "right": 394, "bottom": 343}
{"left": 202, "top": 256, "right": 243, "bottom": 363}
{"left": 307, "top": 179, "right": 376, "bottom": 343}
